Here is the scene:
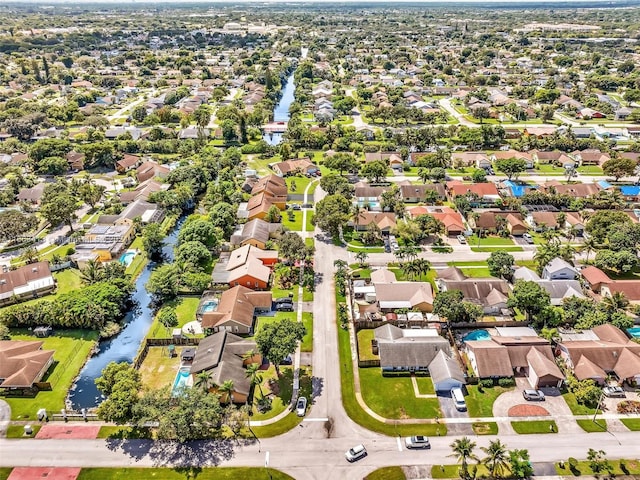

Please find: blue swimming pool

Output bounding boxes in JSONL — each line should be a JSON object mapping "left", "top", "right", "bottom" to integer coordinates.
{"left": 627, "top": 327, "right": 640, "bottom": 339}
{"left": 201, "top": 300, "right": 218, "bottom": 313}
{"left": 119, "top": 251, "right": 136, "bottom": 267}
{"left": 463, "top": 329, "right": 491, "bottom": 342}
{"left": 172, "top": 368, "right": 191, "bottom": 396}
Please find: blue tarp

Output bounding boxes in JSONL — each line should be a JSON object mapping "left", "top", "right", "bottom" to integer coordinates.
{"left": 620, "top": 186, "right": 640, "bottom": 196}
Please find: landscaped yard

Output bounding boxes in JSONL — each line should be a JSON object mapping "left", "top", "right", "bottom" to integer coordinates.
{"left": 556, "top": 459, "right": 640, "bottom": 476}
{"left": 621, "top": 418, "right": 640, "bottom": 430}
{"left": 432, "top": 464, "right": 498, "bottom": 479}
{"left": 301, "top": 312, "right": 313, "bottom": 352}
{"left": 285, "top": 175, "right": 313, "bottom": 194}
{"left": 146, "top": 296, "right": 201, "bottom": 339}
{"left": 138, "top": 347, "right": 181, "bottom": 390}
{"left": 250, "top": 366, "right": 289, "bottom": 421}
{"left": 282, "top": 210, "right": 303, "bottom": 231}
{"left": 76, "top": 468, "right": 294, "bottom": 480}
{"left": 577, "top": 419, "right": 607, "bottom": 432}
{"left": 125, "top": 237, "right": 147, "bottom": 278}
{"left": 458, "top": 267, "right": 492, "bottom": 278}
{"left": 365, "top": 467, "right": 406, "bottom": 480}
{"left": 2, "top": 330, "right": 98, "bottom": 420}
{"left": 357, "top": 329, "right": 378, "bottom": 361}
{"left": 468, "top": 235, "right": 523, "bottom": 253}
{"left": 472, "top": 422, "right": 498, "bottom": 435}
{"left": 415, "top": 376, "right": 435, "bottom": 395}
{"left": 511, "top": 420, "right": 558, "bottom": 434}
{"left": 562, "top": 393, "right": 597, "bottom": 415}
{"left": 465, "top": 385, "right": 512, "bottom": 417}
{"left": 359, "top": 368, "right": 441, "bottom": 419}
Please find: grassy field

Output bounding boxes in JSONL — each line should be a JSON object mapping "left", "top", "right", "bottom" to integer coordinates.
{"left": 556, "top": 459, "right": 640, "bottom": 476}
{"left": 458, "top": 267, "right": 492, "bottom": 278}
{"left": 621, "top": 418, "right": 640, "bottom": 430}
{"left": 3, "top": 330, "right": 98, "bottom": 420}
{"left": 0, "top": 468, "right": 12, "bottom": 480}
{"left": 285, "top": 175, "right": 313, "bottom": 194}
{"left": 359, "top": 368, "right": 441, "bottom": 419}
{"left": 357, "top": 329, "right": 378, "bottom": 361}
{"left": 125, "top": 237, "right": 148, "bottom": 278}
{"left": 77, "top": 468, "right": 294, "bottom": 480}
{"left": 146, "top": 296, "right": 201, "bottom": 339}
{"left": 53, "top": 268, "right": 83, "bottom": 295}
{"left": 511, "top": 420, "right": 558, "bottom": 434}
{"left": 562, "top": 393, "right": 597, "bottom": 415}
{"left": 577, "top": 419, "right": 607, "bottom": 432}
{"left": 472, "top": 422, "right": 498, "bottom": 435}
{"left": 250, "top": 366, "right": 289, "bottom": 421}
{"left": 432, "top": 464, "right": 497, "bottom": 479}
{"left": 415, "top": 377, "right": 435, "bottom": 395}
{"left": 138, "top": 346, "right": 181, "bottom": 390}
{"left": 301, "top": 312, "right": 313, "bottom": 352}
{"left": 468, "top": 235, "right": 523, "bottom": 253}
{"left": 465, "top": 385, "right": 512, "bottom": 417}
{"left": 365, "top": 467, "right": 406, "bottom": 480}
{"left": 5, "top": 424, "right": 42, "bottom": 438}
{"left": 282, "top": 210, "right": 303, "bottom": 231}
{"left": 305, "top": 211, "right": 315, "bottom": 232}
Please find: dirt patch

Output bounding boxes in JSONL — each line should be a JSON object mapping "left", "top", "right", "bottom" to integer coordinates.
{"left": 9, "top": 468, "right": 80, "bottom": 480}
{"left": 508, "top": 404, "right": 550, "bottom": 417}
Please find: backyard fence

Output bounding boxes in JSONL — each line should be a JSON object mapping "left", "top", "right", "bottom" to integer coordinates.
{"left": 133, "top": 337, "right": 202, "bottom": 370}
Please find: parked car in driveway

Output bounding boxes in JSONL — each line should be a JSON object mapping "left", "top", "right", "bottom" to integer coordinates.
{"left": 603, "top": 386, "right": 625, "bottom": 398}
{"left": 274, "top": 297, "right": 293, "bottom": 304}
{"left": 275, "top": 303, "right": 293, "bottom": 312}
{"left": 523, "top": 389, "right": 545, "bottom": 401}
{"left": 523, "top": 233, "right": 534, "bottom": 244}
{"left": 296, "top": 396, "right": 307, "bottom": 416}
{"left": 345, "top": 444, "right": 367, "bottom": 462}
{"left": 405, "top": 436, "right": 430, "bottom": 449}
{"left": 457, "top": 235, "right": 466, "bottom": 244}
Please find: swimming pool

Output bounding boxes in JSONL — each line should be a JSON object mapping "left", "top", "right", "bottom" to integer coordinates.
{"left": 462, "top": 329, "right": 491, "bottom": 342}
{"left": 119, "top": 251, "right": 136, "bottom": 267}
{"left": 171, "top": 367, "right": 191, "bottom": 396}
{"left": 627, "top": 327, "right": 640, "bottom": 339}
{"left": 201, "top": 300, "right": 219, "bottom": 313}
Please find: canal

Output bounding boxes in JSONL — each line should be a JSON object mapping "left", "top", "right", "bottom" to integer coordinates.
{"left": 263, "top": 72, "right": 296, "bottom": 146}
{"left": 68, "top": 218, "right": 184, "bottom": 410}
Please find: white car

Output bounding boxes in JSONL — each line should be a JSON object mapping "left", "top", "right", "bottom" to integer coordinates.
{"left": 457, "top": 235, "right": 467, "bottom": 244}
{"left": 523, "top": 389, "right": 545, "bottom": 401}
{"left": 345, "top": 444, "right": 367, "bottom": 462}
{"left": 523, "top": 233, "right": 534, "bottom": 244}
{"left": 603, "top": 386, "right": 625, "bottom": 398}
{"left": 405, "top": 435, "right": 430, "bottom": 449}
{"left": 296, "top": 396, "right": 307, "bottom": 416}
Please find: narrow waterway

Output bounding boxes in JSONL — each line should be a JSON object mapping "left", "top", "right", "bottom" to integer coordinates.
{"left": 68, "top": 218, "right": 184, "bottom": 410}
{"left": 263, "top": 73, "right": 295, "bottom": 146}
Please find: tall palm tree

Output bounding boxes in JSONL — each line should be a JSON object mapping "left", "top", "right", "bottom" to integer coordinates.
{"left": 80, "top": 259, "right": 104, "bottom": 285}
{"left": 194, "top": 371, "right": 213, "bottom": 392}
{"left": 602, "top": 291, "right": 629, "bottom": 312}
{"left": 412, "top": 258, "right": 431, "bottom": 280}
{"left": 580, "top": 237, "right": 598, "bottom": 263}
{"left": 245, "top": 363, "right": 264, "bottom": 398}
{"left": 449, "top": 437, "right": 479, "bottom": 480}
{"left": 481, "top": 439, "right": 509, "bottom": 479}
{"left": 219, "top": 379, "right": 235, "bottom": 404}
{"left": 355, "top": 251, "right": 368, "bottom": 266}
{"left": 401, "top": 261, "right": 419, "bottom": 281}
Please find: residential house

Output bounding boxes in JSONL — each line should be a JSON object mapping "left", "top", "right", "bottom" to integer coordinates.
{"left": 66, "top": 151, "right": 85, "bottom": 171}
{"left": 16, "top": 183, "right": 47, "bottom": 206}
{"left": 570, "top": 149, "right": 610, "bottom": 167}
{"left": 615, "top": 107, "right": 633, "bottom": 121}
{"left": 230, "top": 218, "right": 281, "bottom": 250}
{"left": 0, "top": 341, "right": 55, "bottom": 389}
{"left": 579, "top": 266, "right": 611, "bottom": 293}
{"left": 400, "top": 183, "right": 446, "bottom": 203}
{"left": 189, "top": 331, "right": 259, "bottom": 403}
{"left": 512, "top": 267, "right": 585, "bottom": 305}
{"left": 451, "top": 152, "right": 489, "bottom": 168}
{"left": 577, "top": 108, "right": 605, "bottom": 119}
{"left": 105, "top": 126, "right": 143, "bottom": 141}
{"left": 490, "top": 150, "right": 534, "bottom": 169}
{"left": 436, "top": 267, "right": 511, "bottom": 314}
{"left": 526, "top": 211, "right": 563, "bottom": 231}
{"left": 119, "top": 179, "right": 169, "bottom": 204}
{"left": 370, "top": 269, "right": 435, "bottom": 313}
{"left": 75, "top": 221, "right": 135, "bottom": 262}
{"left": 428, "top": 350, "right": 466, "bottom": 392}
{"left": 178, "top": 127, "right": 210, "bottom": 140}
{"left": 542, "top": 258, "right": 578, "bottom": 280}
{"left": 470, "top": 210, "right": 528, "bottom": 236}
{"left": 374, "top": 324, "right": 452, "bottom": 373}
{"left": 558, "top": 324, "right": 640, "bottom": 385}
{"left": 601, "top": 281, "right": 640, "bottom": 305}
{"left": 364, "top": 152, "right": 401, "bottom": 166}
{"left": 0, "top": 262, "right": 56, "bottom": 307}
{"left": 354, "top": 184, "right": 385, "bottom": 211}
{"left": 524, "top": 127, "right": 557, "bottom": 138}
{"left": 136, "top": 160, "right": 171, "bottom": 183}
{"left": 201, "top": 285, "right": 272, "bottom": 335}
{"left": 251, "top": 174, "right": 288, "bottom": 200}
{"left": 540, "top": 181, "right": 601, "bottom": 198}
{"left": 446, "top": 181, "right": 501, "bottom": 204}
{"left": 272, "top": 158, "right": 317, "bottom": 177}
{"left": 530, "top": 150, "right": 573, "bottom": 166}
{"left": 349, "top": 211, "right": 396, "bottom": 233}
{"left": 211, "top": 244, "right": 278, "bottom": 290}
{"left": 406, "top": 206, "right": 465, "bottom": 236}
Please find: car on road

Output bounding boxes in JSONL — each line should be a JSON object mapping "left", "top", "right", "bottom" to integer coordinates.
{"left": 523, "top": 233, "right": 534, "bottom": 244}
{"left": 292, "top": 204, "right": 301, "bottom": 210}
{"left": 296, "top": 396, "right": 307, "bottom": 416}
{"left": 275, "top": 303, "right": 293, "bottom": 312}
{"left": 603, "top": 386, "right": 625, "bottom": 398}
{"left": 345, "top": 444, "right": 367, "bottom": 462}
{"left": 405, "top": 435, "right": 430, "bottom": 449}
{"left": 457, "top": 235, "right": 467, "bottom": 244}
{"left": 523, "top": 389, "right": 545, "bottom": 401}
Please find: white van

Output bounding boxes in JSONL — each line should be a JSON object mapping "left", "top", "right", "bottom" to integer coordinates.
{"left": 451, "top": 387, "right": 467, "bottom": 411}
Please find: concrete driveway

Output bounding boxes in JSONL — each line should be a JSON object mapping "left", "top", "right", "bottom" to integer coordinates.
{"left": 600, "top": 389, "right": 640, "bottom": 432}
{"left": 492, "top": 380, "right": 582, "bottom": 434}
{"left": 437, "top": 391, "right": 473, "bottom": 435}
{"left": 0, "top": 399, "right": 10, "bottom": 437}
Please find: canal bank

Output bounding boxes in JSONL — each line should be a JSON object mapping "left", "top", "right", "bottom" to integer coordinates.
{"left": 67, "top": 217, "right": 184, "bottom": 410}
{"left": 263, "top": 72, "right": 296, "bottom": 146}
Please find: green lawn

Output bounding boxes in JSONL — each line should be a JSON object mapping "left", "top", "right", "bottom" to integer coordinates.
{"left": 255, "top": 312, "right": 297, "bottom": 335}
{"left": 285, "top": 175, "right": 313, "bottom": 194}
{"left": 415, "top": 377, "right": 435, "bottom": 395}
{"left": 562, "top": 393, "right": 597, "bottom": 415}
{"left": 125, "top": 237, "right": 147, "bottom": 278}
{"left": 77, "top": 468, "right": 294, "bottom": 480}
{"left": 465, "top": 385, "right": 512, "bottom": 417}
{"left": 250, "top": 366, "right": 289, "bottom": 421}
{"left": 621, "top": 418, "right": 640, "bottom": 430}
{"left": 468, "top": 235, "right": 523, "bottom": 252}
{"left": 146, "top": 296, "right": 201, "bottom": 339}
{"left": 304, "top": 211, "right": 315, "bottom": 232}
{"left": 511, "top": 420, "right": 558, "bottom": 434}
{"left": 301, "top": 312, "right": 313, "bottom": 352}
{"left": 359, "top": 368, "right": 441, "bottom": 419}
{"left": 138, "top": 346, "right": 181, "bottom": 390}
{"left": 534, "top": 164, "right": 566, "bottom": 175}
{"left": 432, "top": 464, "right": 499, "bottom": 479}
{"left": 97, "top": 426, "right": 153, "bottom": 439}
{"left": 577, "top": 419, "right": 607, "bottom": 432}
{"left": 556, "top": 459, "right": 640, "bottom": 476}
{"left": 347, "top": 244, "right": 385, "bottom": 253}
{"left": 351, "top": 267, "right": 372, "bottom": 279}
{"left": 458, "top": 267, "right": 492, "bottom": 278}
{"left": 577, "top": 165, "right": 603, "bottom": 175}
{"left": 365, "top": 467, "right": 406, "bottom": 480}
{"left": 5, "top": 424, "right": 42, "bottom": 438}
{"left": 2, "top": 330, "right": 98, "bottom": 420}
{"left": 472, "top": 422, "right": 498, "bottom": 435}
{"left": 250, "top": 411, "right": 303, "bottom": 438}
{"left": 0, "top": 468, "right": 12, "bottom": 480}
{"left": 357, "top": 329, "right": 378, "bottom": 361}
{"left": 282, "top": 210, "right": 303, "bottom": 231}
{"left": 337, "top": 293, "right": 445, "bottom": 436}
{"left": 302, "top": 287, "right": 314, "bottom": 302}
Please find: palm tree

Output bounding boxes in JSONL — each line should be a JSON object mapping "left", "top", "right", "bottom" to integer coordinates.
{"left": 218, "top": 379, "right": 235, "bottom": 404}
{"left": 449, "top": 437, "right": 479, "bottom": 480}
{"left": 194, "top": 371, "right": 213, "bottom": 392}
{"left": 334, "top": 259, "right": 348, "bottom": 272}
{"left": 401, "top": 261, "right": 419, "bottom": 281}
{"left": 20, "top": 247, "right": 39, "bottom": 265}
{"left": 580, "top": 237, "right": 598, "bottom": 263}
{"left": 355, "top": 251, "right": 368, "bottom": 267}
{"left": 602, "top": 291, "right": 629, "bottom": 312}
{"left": 80, "top": 259, "right": 104, "bottom": 285}
{"left": 481, "top": 439, "right": 509, "bottom": 479}
{"left": 412, "top": 258, "right": 432, "bottom": 280}
{"left": 245, "top": 362, "right": 264, "bottom": 398}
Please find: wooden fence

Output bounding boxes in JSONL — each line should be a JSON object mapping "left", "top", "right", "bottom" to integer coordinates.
{"left": 132, "top": 337, "right": 202, "bottom": 370}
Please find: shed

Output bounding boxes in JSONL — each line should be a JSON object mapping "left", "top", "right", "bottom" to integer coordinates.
{"left": 428, "top": 350, "right": 466, "bottom": 391}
